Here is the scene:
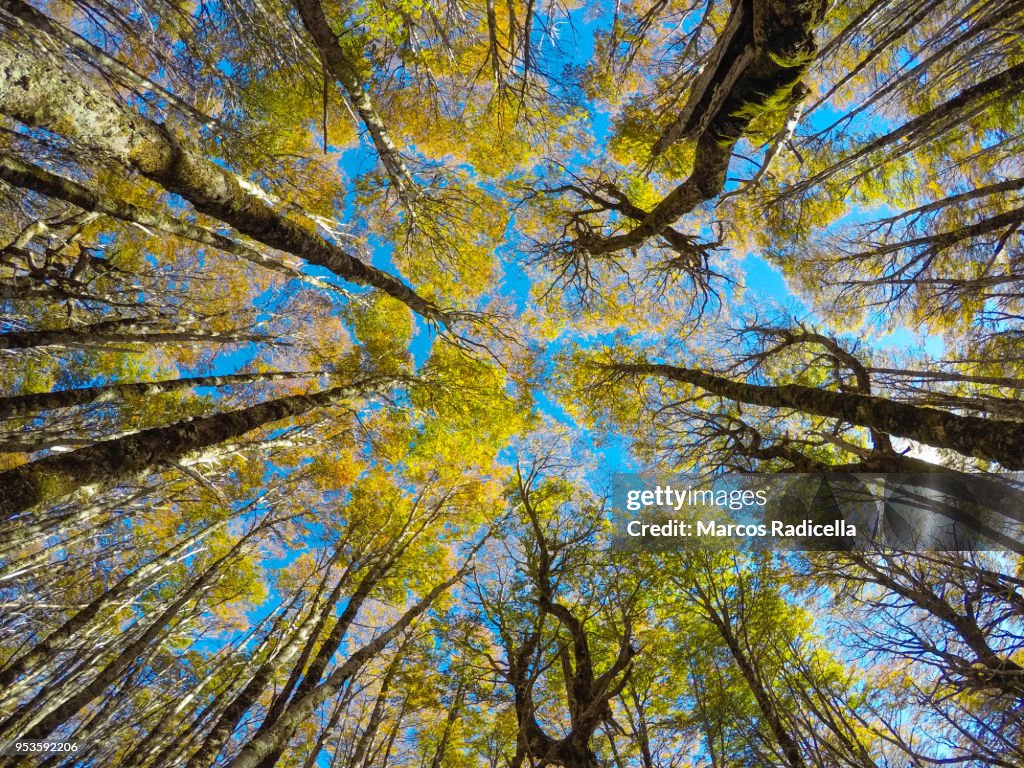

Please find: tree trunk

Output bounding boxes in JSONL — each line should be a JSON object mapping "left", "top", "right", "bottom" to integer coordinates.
{"left": 428, "top": 680, "right": 466, "bottom": 768}
{"left": 0, "top": 518, "right": 227, "bottom": 692}
{"left": 0, "top": 320, "right": 271, "bottom": 350}
{"left": 349, "top": 650, "right": 403, "bottom": 768}
{"left": 867, "top": 366, "right": 1024, "bottom": 389}
{"left": 183, "top": 568, "right": 335, "bottom": 768}
{"left": 581, "top": 0, "right": 828, "bottom": 255}
{"left": 0, "top": 24, "right": 445, "bottom": 322}
{"left": 301, "top": 684, "right": 354, "bottom": 768}
{"left": 116, "top": 643, "right": 242, "bottom": 768}
{"left": 703, "top": 605, "right": 807, "bottom": 768}
{"left": 0, "top": 377, "right": 387, "bottom": 519}
{"left": 0, "top": 522, "right": 262, "bottom": 746}
{"left": 0, "top": 519, "right": 108, "bottom": 583}
{"left": 223, "top": 565, "right": 471, "bottom": 768}
{"left": 291, "top": 0, "right": 419, "bottom": 205}
{"left": 0, "top": 0, "right": 218, "bottom": 128}
{"left": 143, "top": 660, "right": 251, "bottom": 768}
{"left": 0, "top": 487, "right": 144, "bottom": 552}
{"left": 249, "top": 542, "right": 409, "bottom": 768}
{"left": 781, "top": 59, "right": 1024, "bottom": 198}
{"left": 606, "top": 362, "right": 1024, "bottom": 469}
{"left": 0, "top": 370, "right": 314, "bottom": 420}
{"left": 0, "top": 154, "right": 340, "bottom": 293}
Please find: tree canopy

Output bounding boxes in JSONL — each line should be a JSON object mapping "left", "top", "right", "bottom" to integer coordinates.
{"left": 1, "top": 0, "right": 1023, "bottom": 766}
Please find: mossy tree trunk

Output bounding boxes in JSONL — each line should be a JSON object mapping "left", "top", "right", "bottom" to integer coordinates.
{"left": 0, "top": 378, "right": 387, "bottom": 520}
{"left": 0, "top": 26, "right": 446, "bottom": 322}
{"left": 606, "top": 361, "right": 1024, "bottom": 469}
{"left": 0, "top": 370, "right": 315, "bottom": 420}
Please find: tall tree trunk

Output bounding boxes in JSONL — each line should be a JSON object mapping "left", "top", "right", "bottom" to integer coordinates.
{"left": 31, "top": 660, "right": 147, "bottom": 768}
{"left": 223, "top": 563, "right": 473, "bottom": 768}
{"left": 117, "top": 643, "right": 243, "bottom": 768}
{"left": 348, "top": 649, "right": 404, "bottom": 768}
{"left": 0, "top": 487, "right": 144, "bottom": 552}
{"left": 701, "top": 601, "right": 807, "bottom": 768}
{"left": 0, "top": 370, "right": 314, "bottom": 420}
{"left": 0, "top": 320, "right": 271, "bottom": 350}
{"left": 249, "top": 539, "right": 413, "bottom": 768}
{"left": 143, "top": 660, "right": 252, "bottom": 768}
{"left": 0, "top": 24, "right": 446, "bottom": 323}
{"left": 0, "top": 518, "right": 109, "bottom": 583}
{"left": 0, "top": 521, "right": 264, "bottom": 747}
{"left": 183, "top": 566, "right": 336, "bottom": 768}
{"left": 428, "top": 680, "right": 466, "bottom": 768}
{"left": 300, "top": 686, "right": 352, "bottom": 768}
{"left": 781, "top": 60, "right": 1024, "bottom": 198}
{"left": 0, "top": 518, "right": 227, "bottom": 692}
{"left": 0, "top": 0, "right": 218, "bottom": 128}
{"left": 580, "top": 0, "right": 828, "bottom": 255}
{"left": 605, "top": 361, "right": 1024, "bottom": 469}
{"left": 291, "top": 0, "right": 419, "bottom": 206}
{"left": 0, "top": 377, "right": 388, "bottom": 519}
{"left": 867, "top": 365, "right": 1024, "bottom": 389}
{"left": 0, "top": 154, "right": 341, "bottom": 294}
{"left": 843, "top": 205, "right": 1024, "bottom": 265}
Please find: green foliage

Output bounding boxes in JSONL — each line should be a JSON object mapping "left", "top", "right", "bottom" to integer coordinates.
{"left": 2, "top": 0, "right": 1023, "bottom": 765}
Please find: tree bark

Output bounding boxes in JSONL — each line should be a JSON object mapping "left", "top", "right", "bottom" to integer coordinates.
{"left": 579, "top": 0, "right": 828, "bottom": 255}
{"left": 0, "top": 154, "right": 341, "bottom": 294}
{"left": 0, "top": 522, "right": 264, "bottom": 747}
{"left": 183, "top": 578, "right": 330, "bottom": 768}
{"left": 0, "top": 24, "right": 446, "bottom": 322}
{"left": 0, "top": 518, "right": 226, "bottom": 693}
{"left": 780, "top": 60, "right": 1024, "bottom": 199}
{"left": 0, "top": 0, "right": 218, "bottom": 128}
{"left": 222, "top": 564, "right": 472, "bottom": 768}
{"left": 0, "top": 377, "right": 388, "bottom": 519}
{"left": 291, "top": 0, "right": 420, "bottom": 204}
{"left": 0, "top": 370, "right": 314, "bottom": 420}
{"left": 0, "top": 319, "right": 271, "bottom": 350}
{"left": 605, "top": 361, "right": 1024, "bottom": 469}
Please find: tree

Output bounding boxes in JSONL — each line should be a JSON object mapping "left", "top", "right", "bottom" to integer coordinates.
{"left": 466, "top": 453, "right": 639, "bottom": 768}
{"left": 0, "top": 376, "right": 388, "bottom": 519}
{"left": 3, "top": 0, "right": 1024, "bottom": 765}
{"left": 595, "top": 355, "right": 1024, "bottom": 469}
{"left": 0, "top": 17, "right": 447, "bottom": 323}
{"left": 542, "top": 0, "right": 829, "bottom": 261}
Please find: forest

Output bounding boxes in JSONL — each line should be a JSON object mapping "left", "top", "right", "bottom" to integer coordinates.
{"left": 0, "top": 0, "right": 1022, "bottom": 765}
